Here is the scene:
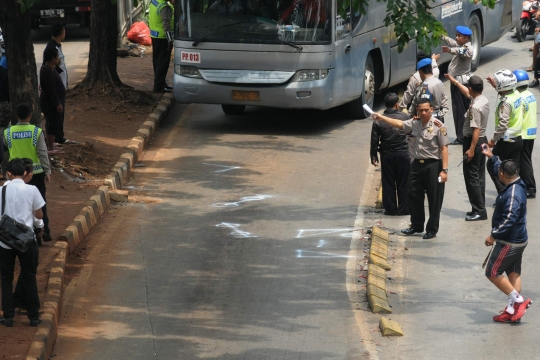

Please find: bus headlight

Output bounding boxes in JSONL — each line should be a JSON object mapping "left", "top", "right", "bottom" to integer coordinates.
{"left": 175, "top": 65, "right": 203, "bottom": 79}
{"left": 292, "top": 69, "right": 329, "bottom": 82}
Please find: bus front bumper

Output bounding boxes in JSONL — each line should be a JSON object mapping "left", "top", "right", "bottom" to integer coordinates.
{"left": 173, "top": 72, "right": 334, "bottom": 110}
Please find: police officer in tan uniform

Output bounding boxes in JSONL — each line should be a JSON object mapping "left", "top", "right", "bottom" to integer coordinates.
{"left": 373, "top": 98, "right": 450, "bottom": 239}
{"left": 410, "top": 58, "right": 449, "bottom": 122}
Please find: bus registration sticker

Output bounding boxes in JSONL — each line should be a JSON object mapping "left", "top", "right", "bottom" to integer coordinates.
{"left": 181, "top": 51, "right": 201, "bottom": 64}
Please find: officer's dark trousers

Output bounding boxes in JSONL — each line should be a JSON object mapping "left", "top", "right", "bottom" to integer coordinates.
{"left": 450, "top": 84, "right": 471, "bottom": 142}
{"left": 463, "top": 136, "right": 487, "bottom": 216}
{"left": 520, "top": 139, "right": 536, "bottom": 197}
{"left": 0, "top": 240, "right": 40, "bottom": 320}
{"left": 408, "top": 159, "right": 445, "bottom": 233}
{"left": 381, "top": 153, "right": 410, "bottom": 215}
{"left": 488, "top": 137, "right": 523, "bottom": 193}
{"left": 28, "top": 173, "right": 49, "bottom": 235}
{"left": 152, "top": 38, "right": 172, "bottom": 91}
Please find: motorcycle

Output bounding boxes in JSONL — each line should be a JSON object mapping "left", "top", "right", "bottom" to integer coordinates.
{"left": 516, "top": 0, "right": 540, "bottom": 42}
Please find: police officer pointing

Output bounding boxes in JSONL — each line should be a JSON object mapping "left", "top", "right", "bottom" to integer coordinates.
{"left": 373, "top": 98, "right": 450, "bottom": 239}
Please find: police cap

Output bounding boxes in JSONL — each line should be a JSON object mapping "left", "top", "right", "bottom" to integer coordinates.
{"left": 417, "top": 58, "right": 432, "bottom": 70}
{"left": 456, "top": 26, "right": 472, "bottom": 36}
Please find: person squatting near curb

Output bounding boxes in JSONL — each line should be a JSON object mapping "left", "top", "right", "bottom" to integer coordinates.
{"left": 372, "top": 98, "right": 449, "bottom": 240}
{"left": 444, "top": 74, "right": 489, "bottom": 221}
{"left": 370, "top": 93, "right": 410, "bottom": 216}
{"left": 512, "top": 70, "right": 537, "bottom": 199}
{"left": 441, "top": 25, "right": 473, "bottom": 145}
{"left": 2, "top": 103, "right": 52, "bottom": 244}
{"left": 486, "top": 70, "right": 523, "bottom": 194}
{"left": 0, "top": 158, "right": 45, "bottom": 328}
{"left": 409, "top": 58, "right": 449, "bottom": 123}
{"left": 481, "top": 146, "right": 532, "bottom": 323}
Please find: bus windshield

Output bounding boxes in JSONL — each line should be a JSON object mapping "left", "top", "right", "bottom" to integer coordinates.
{"left": 176, "top": 0, "right": 331, "bottom": 44}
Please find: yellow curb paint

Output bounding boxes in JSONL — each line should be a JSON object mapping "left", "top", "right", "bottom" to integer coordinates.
{"left": 368, "top": 295, "right": 392, "bottom": 314}
{"left": 376, "top": 182, "right": 383, "bottom": 209}
{"left": 367, "top": 284, "right": 387, "bottom": 301}
{"left": 367, "top": 274, "right": 386, "bottom": 290}
{"left": 367, "top": 264, "right": 387, "bottom": 279}
{"left": 369, "top": 253, "right": 392, "bottom": 270}
{"left": 379, "top": 317, "right": 403, "bottom": 336}
{"left": 372, "top": 226, "right": 389, "bottom": 240}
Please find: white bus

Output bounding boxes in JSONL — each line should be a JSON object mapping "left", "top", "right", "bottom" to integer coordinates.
{"left": 173, "top": 0, "right": 520, "bottom": 117}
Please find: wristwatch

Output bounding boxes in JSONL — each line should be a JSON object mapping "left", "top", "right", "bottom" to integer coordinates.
{"left": 442, "top": 168, "right": 449, "bottom": 173}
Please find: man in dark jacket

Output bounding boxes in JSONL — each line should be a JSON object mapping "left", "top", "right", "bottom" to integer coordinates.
{"left": 482, "top": 146, "right": 531, "bottom": 323}
{"left": 370, "top": 93, "right": 410, "bottom": 215}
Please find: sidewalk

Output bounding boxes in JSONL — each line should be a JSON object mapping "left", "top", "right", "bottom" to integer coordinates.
{"left": 0, "top": 49, "right": 168, "bottom": 358}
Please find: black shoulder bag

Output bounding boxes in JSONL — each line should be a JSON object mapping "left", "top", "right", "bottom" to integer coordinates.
{"left": 0, "top": 185, "right": 35, "bottom": 253}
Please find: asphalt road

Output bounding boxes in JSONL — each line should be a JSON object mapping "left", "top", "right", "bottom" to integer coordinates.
{"left": 51, "top": 29, "right": 540, "bottom": 359}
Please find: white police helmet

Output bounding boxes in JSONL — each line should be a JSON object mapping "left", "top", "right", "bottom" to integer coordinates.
{"left": 493, "top": 69, "right": 517, "bottom": 93}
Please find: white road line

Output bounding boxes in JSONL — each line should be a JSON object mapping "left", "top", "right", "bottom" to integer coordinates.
{"left": 346, "top": 164, "right": 379, "bottom": 360}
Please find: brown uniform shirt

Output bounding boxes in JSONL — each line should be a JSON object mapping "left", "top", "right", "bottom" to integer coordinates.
{"left": 463, "top": 94, "right": 489, "bottom": 137}
{"left": 402, "top": 117, "right": 450, "bottom": 160}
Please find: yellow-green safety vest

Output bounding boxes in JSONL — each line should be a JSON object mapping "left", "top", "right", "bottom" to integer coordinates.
{"left": 149, "top": 0, "right": 174, "bottom": 39}
{"left": 4, "top": 124, "right": 44, "bottom": 174}
{"left": 520, "top": 89, "right": 537, "bottom": 140}
{"left": 495, "top": 90, "right": 523, "bottom": 140}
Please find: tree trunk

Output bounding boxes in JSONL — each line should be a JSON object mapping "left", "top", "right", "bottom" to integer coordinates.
{"left": 0, "top": 0, "right": 41, "bottom": 126}
{"left": 80, "top": 0, "right": 122, "bottom": 88}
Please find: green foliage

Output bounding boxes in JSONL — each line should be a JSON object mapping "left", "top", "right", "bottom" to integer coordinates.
{"left": 346, "top": 0, "right": 497, "bottom": 53}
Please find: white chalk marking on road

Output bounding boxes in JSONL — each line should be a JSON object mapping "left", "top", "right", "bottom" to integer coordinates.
{"left": 317, "top": 239, "right": 325, "bottom": 247}
{"left": 296, "top": 250, "right": 352, "bottom": 258}
{"left": 296, "top": 228, "right": 360, "bottom": 238}
{"left": 202, "top": 163, "right": 243, "bottom": 172}
{"left": 216, "top": 222, "right": 257, "bottom": 238}
{"left": 346, "top": 164, "right": 379, "bottom": 360}
{"left": 212, "top": 194, "right": 271, "bottom": 208}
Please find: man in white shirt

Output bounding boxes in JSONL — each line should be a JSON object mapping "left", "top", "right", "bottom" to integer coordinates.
{"left": 0, "top": 159, "right": 45, "bottom": 327}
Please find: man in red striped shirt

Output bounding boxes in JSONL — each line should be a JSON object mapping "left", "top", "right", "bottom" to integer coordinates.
{"left": 482, "top": 146, "right": 532, "bottom": 323}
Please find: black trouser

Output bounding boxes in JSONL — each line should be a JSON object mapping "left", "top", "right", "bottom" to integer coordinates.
{"left": 520, "top": 139, "right": 536, "bottom": 196}
{"left": 535, "top": 56, "right": 540, "bottom": 80}
{"left": 55, "top": 109, "right": 65, "bottom": 143}
{"left": 488, "top": 137, "right": 523, "bottom": 193}
{"left": 28, "top": 172, "right": 49, "bottom": 236}
{"left": 0, "top": 240, "right": 40, "bottom": 320}
{"left": 408, "top": 159, "right": 445, "bottom": 234}
{"left": 463, "top": 136, "right": 487, "bottom": 216}
{"left": 151, "top": 37, "right": 172, "bottom": 90}
{"left": 450, "top": 83, "right": 471, "bottom": 142}
{"left": 381, "top": 152, "right": 410, "bottom": 215}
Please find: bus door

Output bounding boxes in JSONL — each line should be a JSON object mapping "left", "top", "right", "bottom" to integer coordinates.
{"left": 334, "top": 0, "right": 354, "bottom": 101}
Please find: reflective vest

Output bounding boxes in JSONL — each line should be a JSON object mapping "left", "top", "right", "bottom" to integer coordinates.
{"left": 149, "top": 0, "right": 174, "bottom": 39}
{"left": 4, "top": 124, "right": 44, "bottom": 174}
{"left": 520, "top": 89, "right": 537, "bottom": 140}
{"left": 495, "top": 90, "right": 523, "bottom": 140}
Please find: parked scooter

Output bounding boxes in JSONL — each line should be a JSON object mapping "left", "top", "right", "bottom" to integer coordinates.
{"left": 517, "top": 0, "right": 540, "bottom": 42}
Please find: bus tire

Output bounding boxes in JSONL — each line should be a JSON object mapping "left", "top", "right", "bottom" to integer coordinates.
{"left": 348, "top": 54, "right": 375, "bottom": 119}
{"left": 469, "top": 13, "right": 482, "bottom": 71}
{"left": 221, "top": 105, "right": 245, "bottom": 115}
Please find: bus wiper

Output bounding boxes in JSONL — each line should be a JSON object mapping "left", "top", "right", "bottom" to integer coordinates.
{"left": 192, "top": 21, "right": 251, "bottom": 46}
{"left": 276, "top": 38, "right": 303, "bottom": 51}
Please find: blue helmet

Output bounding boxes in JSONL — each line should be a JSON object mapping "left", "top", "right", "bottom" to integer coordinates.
{"left": 513, "top": 69, "right": 529, "bottom": 88}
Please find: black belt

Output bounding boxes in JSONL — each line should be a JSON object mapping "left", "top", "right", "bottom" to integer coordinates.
{"left": 413, "top": 158, "right": 440, "bottom": 164}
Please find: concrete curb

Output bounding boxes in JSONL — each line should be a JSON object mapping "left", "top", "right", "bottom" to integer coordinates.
{"left": 26, "top": 93, "right": 175, "bottom": 360}
{"left": 376, "top": 181, "right": 383, "bottom": 209}
{"left": 367, "top": 226, "right": 392, "bottom": 314}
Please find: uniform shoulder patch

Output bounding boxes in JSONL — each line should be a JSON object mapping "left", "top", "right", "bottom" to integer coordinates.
{"left": 433, "top": 119, "right": 444, "bottom": 128}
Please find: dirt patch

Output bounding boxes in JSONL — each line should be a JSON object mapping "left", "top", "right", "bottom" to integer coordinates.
{"left": 0, "top": 49, "right": 167, "bottom": 357}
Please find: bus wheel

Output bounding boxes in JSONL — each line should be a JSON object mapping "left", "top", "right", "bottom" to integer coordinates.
{"left": 469, "top": 13, "right": 482, "bottom": 71}
{"left": 221, "top": 105, "right": 246, "bottom": 115}
{"left": 348, "top": 54, "right": 375, "bottom": 119}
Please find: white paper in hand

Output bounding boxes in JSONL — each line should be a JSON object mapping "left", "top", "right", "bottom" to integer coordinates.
{"left": 363, "top": 104, "right": 373, "bottom": 115}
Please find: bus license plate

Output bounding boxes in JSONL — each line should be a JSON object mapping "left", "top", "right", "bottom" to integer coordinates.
{"left": 232, "top": 91, "right": 260, "bottom": 101}
{"left": 40, "top": 9, "right": 65, "bottom": 18}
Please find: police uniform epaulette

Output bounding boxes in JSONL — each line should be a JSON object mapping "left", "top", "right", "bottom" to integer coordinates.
{"left": 433, "top": 119, "right": 444, "bottom": 128}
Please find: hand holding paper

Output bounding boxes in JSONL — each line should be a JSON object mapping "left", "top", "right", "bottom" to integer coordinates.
{"left": 363, "top": 104, "right": 373, "bottom": 115}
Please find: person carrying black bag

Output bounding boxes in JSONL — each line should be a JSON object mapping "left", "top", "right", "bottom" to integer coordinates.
{"left": 0, "top": 159, "right": 45, "bottom": 327}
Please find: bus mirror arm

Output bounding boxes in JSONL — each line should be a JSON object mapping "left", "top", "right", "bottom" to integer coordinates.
{"left": 345, "top": 45, "right": 351, "bottom": 53}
